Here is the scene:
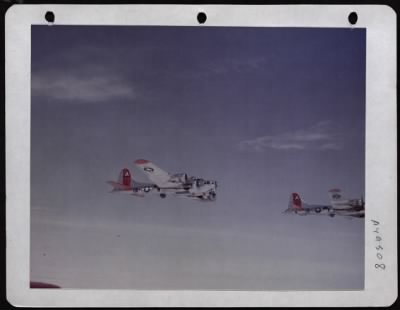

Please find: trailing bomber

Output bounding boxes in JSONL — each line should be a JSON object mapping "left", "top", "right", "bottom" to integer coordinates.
{"left": 284, "top": 189, "right": 364, "bottom": 218}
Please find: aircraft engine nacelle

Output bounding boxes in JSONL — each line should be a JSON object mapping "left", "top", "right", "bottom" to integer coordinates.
{"left": 207, "top": 190, "right": 216, "bottom": 201}
{"left": 170, "top": 173, "right": 188, "bottom": 183}
{"left": 349, "top": 198, "right": 364, "bottom": 207}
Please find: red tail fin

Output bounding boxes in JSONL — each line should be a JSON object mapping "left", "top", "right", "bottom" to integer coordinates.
{"left": 118, "top": 168, "right": 132, "bottom": 186}
{"left": 292, "top": 193, "right": 303, "bottom": 209}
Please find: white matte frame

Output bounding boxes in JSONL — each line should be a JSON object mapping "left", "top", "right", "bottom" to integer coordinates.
{"left": 5, "top": 4, "right": 397, "bottom": 307}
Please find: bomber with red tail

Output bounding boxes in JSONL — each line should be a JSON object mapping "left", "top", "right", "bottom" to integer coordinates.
{"left": 284, "top": 192, "right": 333, "bottom": 217}
{"left": 107, "top": 159, "right": 217, "bottom": 201}
{"left": 284, "top": 189, "right": 364, "bottom": 218}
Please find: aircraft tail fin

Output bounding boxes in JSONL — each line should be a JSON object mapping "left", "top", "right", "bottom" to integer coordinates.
{"left": 284, "top": 192, "right": 304, "bottom": 212}
{"left": 291, "top": 193, "right": 303, "bottom": 209}
{"left": 107, "top": 168, "right": 133, "bottom": 191}
{"left": 118, "top": 168, "right": 132, "bottom": 186}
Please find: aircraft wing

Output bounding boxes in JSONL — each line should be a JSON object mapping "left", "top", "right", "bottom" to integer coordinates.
{"left": 336, "top": 210, "right": 365, "bottom": 218}
{"left": 134, "top": 159, "right": 171, "bottom": 186}
{"left": 306, "top": 204, "right": 332, "bottom": 211}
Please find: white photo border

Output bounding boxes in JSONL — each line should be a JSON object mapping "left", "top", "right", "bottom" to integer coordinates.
{"left": 5, "top": 4, "right": 397, "bottom": 307}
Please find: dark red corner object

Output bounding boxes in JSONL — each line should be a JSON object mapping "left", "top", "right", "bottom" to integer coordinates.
{"left": 30, "top": 281, "right": 61, "bottom": 289}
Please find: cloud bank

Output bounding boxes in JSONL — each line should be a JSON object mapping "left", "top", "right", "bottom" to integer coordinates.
{"left": 32, "top": 65, "right": 136, "bottom": 103}
{"left": 239, "top": 121, "right": 343, "bottom": 152}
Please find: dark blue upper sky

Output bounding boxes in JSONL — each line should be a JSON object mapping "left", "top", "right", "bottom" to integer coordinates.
{"left": 30, "top": 26, "right": 366, "bottom": 290}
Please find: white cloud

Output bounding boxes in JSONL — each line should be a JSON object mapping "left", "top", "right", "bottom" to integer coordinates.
{"left": 239, "top": 121, "right": 343, "bottom": 152}
{"left": 32, "top": 66, "right": 136, "bottom": 103}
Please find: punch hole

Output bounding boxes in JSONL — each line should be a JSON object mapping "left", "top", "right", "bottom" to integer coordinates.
{"left": 45, "top": 11, "right": 55, "bottom": 24}
{"left": 348, "top": 12, "right": 357, "bottom": 25}
{"left": 197, "top": 12, "right": 207, "bottom": 24}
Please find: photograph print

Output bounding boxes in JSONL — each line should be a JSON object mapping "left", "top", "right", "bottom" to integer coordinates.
{"left": 30, "top": 25, "right": 366, "bottom": 290}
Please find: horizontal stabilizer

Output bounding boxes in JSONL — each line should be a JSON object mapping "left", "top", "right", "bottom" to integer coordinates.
{"left": 106, "top": 180, "right": 131, "bottom": 191}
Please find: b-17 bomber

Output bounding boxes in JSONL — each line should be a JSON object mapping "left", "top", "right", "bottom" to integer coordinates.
{"left": 284, "top": 189, "right": 364, "bottom": 218}
{"left": 107, "top": 159, "right": 217, "bottom": 202}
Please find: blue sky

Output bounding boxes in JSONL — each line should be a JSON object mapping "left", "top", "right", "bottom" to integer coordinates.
{"left": 31, "top": 26, "right": 365, "bottom": 290}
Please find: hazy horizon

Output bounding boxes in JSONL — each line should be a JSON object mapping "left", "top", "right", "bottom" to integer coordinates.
{"left": 31, "top": 25, "right": 365, "bottom": 290}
